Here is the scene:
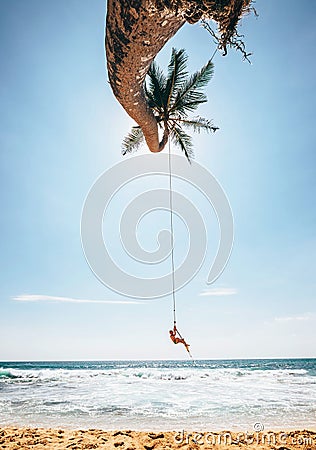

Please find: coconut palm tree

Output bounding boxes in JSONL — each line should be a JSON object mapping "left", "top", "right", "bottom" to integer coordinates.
{"left": 106, "top": 0, "right": 254, "bottom": 154}
{"left": 122, "top": 48, "right": 218, "bottom": 162}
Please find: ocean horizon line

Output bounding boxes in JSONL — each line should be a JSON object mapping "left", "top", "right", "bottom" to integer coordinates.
{"left": 1, "top": 356, "right": 316, "bottom": 363}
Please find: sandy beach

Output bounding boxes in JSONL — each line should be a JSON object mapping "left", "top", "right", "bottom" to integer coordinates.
{"left": 1, "top": 427, "right": 316, "bottom": 449}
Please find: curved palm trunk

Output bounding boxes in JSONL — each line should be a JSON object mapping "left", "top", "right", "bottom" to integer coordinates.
{"left": 106, "top": 0, "right": 253, "bottom": 153}
{"left": 106, "top": 0, "right": 184, "bottom": 153}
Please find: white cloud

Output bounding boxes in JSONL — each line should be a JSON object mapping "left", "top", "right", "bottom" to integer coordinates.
{"left": 12, "top": 294, "right": 144, "bottom": 305}
{"left": 274, "top": 313, "right": 315, "bottom": 323}
{"left": 199, "top": 288, "right": 237, "bottom": 297}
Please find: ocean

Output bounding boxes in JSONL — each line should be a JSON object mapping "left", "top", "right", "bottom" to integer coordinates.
{"left": 0, "top": 359, "right": 315, "bottom": 431}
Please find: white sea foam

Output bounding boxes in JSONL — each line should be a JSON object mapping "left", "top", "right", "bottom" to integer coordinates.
{"left": 0, "top": 362, "right": 315, "bottom": 430}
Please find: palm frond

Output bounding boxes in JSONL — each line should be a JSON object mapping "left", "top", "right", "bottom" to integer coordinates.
{"left": 164, "top": 48, "right": 188, "bottom": 109}
{"left": 170, "top": 60, "right": 214, "bottom": 114}
{"left": 171, "top": 96, "right": 207, "bottom": 116}
{"left": 144, "top": 83, "right": 158, "bottom": 110}
{"left": 170, "top": 125, "right": 194, "bottom": 162}
{"left": 146, "top": 61, "right": 167, "bottom": 111}
{"left": 185, "top": 59, "right": 214, "bottom": 90}
{"left": 178, "top": 116, "right": 219, "bottom": 134}
{"left": 122, "top": 126, "right": 144, "bottom": 155}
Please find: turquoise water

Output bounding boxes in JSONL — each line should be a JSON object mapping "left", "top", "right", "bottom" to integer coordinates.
{"left": 0, "top": 359, "right": 315, "bottom": 430}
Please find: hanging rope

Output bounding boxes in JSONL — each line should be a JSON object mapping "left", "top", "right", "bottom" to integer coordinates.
{"left": 209, "top": 46, "right": 218, "bottom": 63}
{"left": 168, "top": 139, "right": 176, "bottom": 327}
{"left": 167, "top": 47, "right": 218, "bottom": 359}
{"left": 168, "top": 140, "right": 193, "bottom": 359}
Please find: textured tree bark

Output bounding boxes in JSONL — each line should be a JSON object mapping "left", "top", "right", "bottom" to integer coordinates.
{"left": 106, "top": 0, "right": 184, "bottom": 153}
{"left": 105, "top": 0, "right": 252, "bottom": 153}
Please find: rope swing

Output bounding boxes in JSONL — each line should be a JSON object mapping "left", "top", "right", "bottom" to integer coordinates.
{"left": 167, "top": 46, "right": 219, "bottom": 358}
{"left": 168, "top": 141, "right": 192, "bottom": 359}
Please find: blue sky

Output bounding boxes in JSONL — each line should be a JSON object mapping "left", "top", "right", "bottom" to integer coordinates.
{"left": 0, "top": 0, "right": 315, "bottom": 360}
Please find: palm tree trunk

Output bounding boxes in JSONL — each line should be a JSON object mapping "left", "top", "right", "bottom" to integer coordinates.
{"left": 106, "top": 0, "right": 184, "bottom": 153}
{"left": 159, "top": 120, "right": 169, "bottom": 151}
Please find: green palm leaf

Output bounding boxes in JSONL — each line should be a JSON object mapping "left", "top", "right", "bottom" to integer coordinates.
{"left": 146, "top": 61, "right": 166, "bottom": 112}
{"left": 144, "top": 82, "right": 158, "bottom": 110}
{"left": 171, "top": 97, "right": 207, "bottom": 116}
{"left": 170, "top": 60, "right": 214, "bottom": 115}
{"left": 178, "top": 116, "right": 219, "bottom": 134}
{"left": 164, "top": 48, "right": 188, "bottom": 110}
{"left": 122, "top": 126, "right": 144, "bottom": 155}
{"left": 170, "top": 125, "right": 194, "bottom": 162}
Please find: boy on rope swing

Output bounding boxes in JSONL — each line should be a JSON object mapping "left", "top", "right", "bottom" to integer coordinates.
{"left": 169, "top": 324, "right": 190, "bottom": 353}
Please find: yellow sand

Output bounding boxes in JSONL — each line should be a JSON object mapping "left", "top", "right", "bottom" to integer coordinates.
{"left": 1, "top": 427, "right": 316, "bottom": 449}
